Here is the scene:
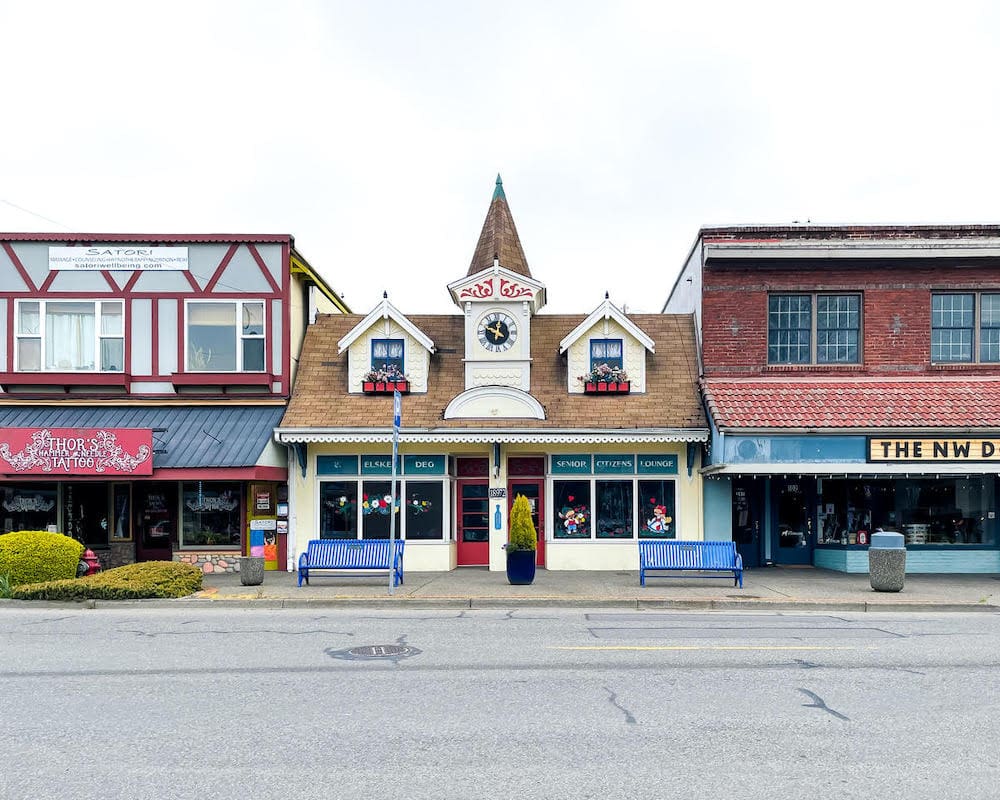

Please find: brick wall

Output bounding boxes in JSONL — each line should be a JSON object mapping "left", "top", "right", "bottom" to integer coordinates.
{"left": 702, "top": 263, "right": 1000, "bottom": 376}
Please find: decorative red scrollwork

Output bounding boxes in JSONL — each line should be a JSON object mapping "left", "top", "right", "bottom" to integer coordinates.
{"left": 459, "top": 279, "right": 494, "bottom": 299}
{"left": 499, "top": 279, "right": 533, "bottom": 299}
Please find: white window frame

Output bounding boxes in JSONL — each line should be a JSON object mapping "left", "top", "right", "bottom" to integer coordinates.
{"left": 13, "top": 298, "right": 125, "bottom": 373}
{"left": 184, "top": 299, "right": 267, "bottom": 373}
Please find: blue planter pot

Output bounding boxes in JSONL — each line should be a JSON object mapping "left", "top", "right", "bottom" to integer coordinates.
{"left": 506, "top": 549, "right": 536, "bottom": 585}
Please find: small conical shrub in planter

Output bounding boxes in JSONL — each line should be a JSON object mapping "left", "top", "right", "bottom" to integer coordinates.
{"left": 505, "top": 494, "right": 537, "bottom": 585}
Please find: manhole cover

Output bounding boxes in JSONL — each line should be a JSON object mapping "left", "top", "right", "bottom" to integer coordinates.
{"left": 326, "top": 644, "right": 422, "bottom": 662}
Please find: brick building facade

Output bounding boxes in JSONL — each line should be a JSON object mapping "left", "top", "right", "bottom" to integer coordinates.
{"left": 665, "top": 225, "right": 1000, "bottom": 572}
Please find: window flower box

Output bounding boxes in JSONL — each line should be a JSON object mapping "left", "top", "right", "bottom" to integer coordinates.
{"left": 579, "top": 363, "right": 630, "bottom": 394}
{"left": 584, "top": 380, "right": 630, "bottom": 394}
{"left": 363, "top": 379, "right": 410, "bottom": 394}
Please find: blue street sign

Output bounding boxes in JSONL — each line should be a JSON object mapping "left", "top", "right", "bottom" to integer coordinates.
{"left": 393, "top": 389, "right": 402, "bottom": 430}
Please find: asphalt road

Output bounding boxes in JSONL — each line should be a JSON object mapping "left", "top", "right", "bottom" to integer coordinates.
{"left": 2, "top": 606, "right": 999, "bottom": 800}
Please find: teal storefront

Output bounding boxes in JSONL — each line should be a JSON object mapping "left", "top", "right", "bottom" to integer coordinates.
{"left": 704, "top": 433, "right": 1000, "bottom": 573}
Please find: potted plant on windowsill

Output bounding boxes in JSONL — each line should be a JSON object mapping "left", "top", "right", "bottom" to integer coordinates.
{"left": 362, "top": 364, "right": 410, "bottom": 394}
{"left": 579, "top": 363, "right": 630, "bottom": 394}
{"left": 504, "top": 494, "right": 537, "bottom": 585}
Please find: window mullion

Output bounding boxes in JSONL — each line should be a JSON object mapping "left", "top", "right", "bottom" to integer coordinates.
{"left": 811, "top": 293, "right": 818, "bottom": 364}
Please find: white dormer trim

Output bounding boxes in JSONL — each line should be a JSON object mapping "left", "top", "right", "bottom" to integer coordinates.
{"left": 559, "top": 298, "right": 655, "bottom": 354}
{"left": 337, "top": 296, "right": 435, "bottom": 354}
{"left": 444, "top": 386, "right": 546, "bottom": 420}
{"left": 447, "top": 262, "right": 547, "bottom": 313}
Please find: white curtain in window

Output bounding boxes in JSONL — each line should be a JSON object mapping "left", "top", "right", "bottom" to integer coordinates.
{"left": 46, "top": 302, "right": 95, "bottom": 370}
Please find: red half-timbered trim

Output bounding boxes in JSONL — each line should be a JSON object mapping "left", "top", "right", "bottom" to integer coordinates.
{"left": 280, "top": 241, "right": 291, "bottom": 396}
{"left": 170, "top": 372, "right": 272, "bottom": 387}
{"left": 204, "top": 244, "right": 239, "bottom": 293}
{"left": 249, "top": 244, "right": 282, "bottom": 294}
{"left": 0, "top": 372, "right": 131, "bottom": 391}
{"left": 1, "top": 236, "right": 294, "bottom": 398}
{"left": 2, "top": 243, "right": 37, "bottom": 291}
{"left": 150, "top": 298, "right": 159, "bottom": 376}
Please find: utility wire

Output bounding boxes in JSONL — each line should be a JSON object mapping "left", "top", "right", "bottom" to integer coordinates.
{"left": 0, "top": 199, "right": 74, "bottom": 231}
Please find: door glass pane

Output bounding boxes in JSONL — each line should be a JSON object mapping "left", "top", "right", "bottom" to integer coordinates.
{"left": 461, "top": 483, "right": 488, "bottom": 542}
{"left": 777, "top": 483, "right": 807, "bottom": 549}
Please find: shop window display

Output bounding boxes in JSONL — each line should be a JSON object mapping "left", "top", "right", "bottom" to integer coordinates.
{"left": 320, "top": 481, "right": 358, "bottom": 539}
{"left": 181, "top": 482, "right": 241, "bottom": 547}
{"left": 818, "top": 478, "right": 995, "bottom": 546}
{"left": 1, "top": 483, "right": 57, "bottom": 533}
{"left": 403, "top": 481, "right": 443, "bottom": 540}
{"left": 596, "top": 480, "right": 633, "bottom": 538}
{"left": 554, "top": 480, "right": 590, "bottom": 538}
{"left": 639, "top": 480, "right": 676, "bottom": 538}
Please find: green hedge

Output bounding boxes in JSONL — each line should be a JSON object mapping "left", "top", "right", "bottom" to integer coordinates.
{"left": 12, "top": 561, "right": 203, "bottom": 601}
{"left": 0, "top": 530, "right": 84, "bottom": 586}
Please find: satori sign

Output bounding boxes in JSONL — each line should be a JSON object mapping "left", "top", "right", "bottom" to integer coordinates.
{"left": 48, "top": 246, "right": 189, "bottom": 271}
{"left": 0, "top": 428, "right": 153, "bottom": 476}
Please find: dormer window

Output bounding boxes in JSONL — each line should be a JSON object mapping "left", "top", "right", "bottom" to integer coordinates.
{"left": 372, "top": 339, "right": 404, "bottom": 373}
{"left": 590, "top": 338, "right": 623, "bottom": 370}
{"left": 185, "top": 300, "right": 265, "bottom": 372}
{"left": 15, "top": 299, "right": 124, "bottom": 372}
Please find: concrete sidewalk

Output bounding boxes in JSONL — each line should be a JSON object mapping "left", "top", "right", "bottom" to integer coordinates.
{"left": 189, "top": 565, "right": 1000, "bottom": 612}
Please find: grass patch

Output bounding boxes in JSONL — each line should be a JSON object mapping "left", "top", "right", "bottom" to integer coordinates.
{"left": 12, "top": 561, "right": 203, "bottom": 601}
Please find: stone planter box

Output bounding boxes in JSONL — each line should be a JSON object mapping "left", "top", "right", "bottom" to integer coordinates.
{"left": 584, "top": 381, "right": 630, "bottom": 394}
{"left": 363, "top": 380, "right": 409, "bottom": 394}
{"left": 239, "top": 556, "right": 265, "bottom": 586}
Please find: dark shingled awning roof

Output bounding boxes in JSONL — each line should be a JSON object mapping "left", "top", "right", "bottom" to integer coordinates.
{"left": 0, "top": 405, "right": 285, "bottom": 468}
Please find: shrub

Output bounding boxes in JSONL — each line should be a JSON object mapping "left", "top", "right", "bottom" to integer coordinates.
{"left": 507, "top": 494, "right": 537, "bottom": 552}
{"left": 0, "top": 573, "right": 13, "bottom": 599}
{"left": 12, "top": 561, "right": 203, "bottom": 601}
{"left": 0, "top": 530, "right": 84, "bottom": 586}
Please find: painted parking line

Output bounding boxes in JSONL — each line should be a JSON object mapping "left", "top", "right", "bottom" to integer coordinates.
{"left": 552, "top": 645, "right": 874, "bottom": 651}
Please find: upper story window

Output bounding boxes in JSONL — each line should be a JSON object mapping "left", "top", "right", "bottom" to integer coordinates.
{"left": 590, "top": 338, "right": 623, "bottom": 370}
{"left": 768, "top": 294, "right": 860, "bottom": 365}
{"left": 931, "top": 293, "right": 1000, "bottom": 363}
{"left": 371, "top": 339, "right": 404, "bottom": 373}
{"left": 186, "top": 300, "right": 265, "bottom": 372}
{"left": 15, "top": 299, "right": 124, "bottom": 372}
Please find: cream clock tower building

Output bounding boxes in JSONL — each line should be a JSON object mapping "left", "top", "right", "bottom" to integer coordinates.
{"left": 445, "top": 176, "right": 546, "bottom": 420}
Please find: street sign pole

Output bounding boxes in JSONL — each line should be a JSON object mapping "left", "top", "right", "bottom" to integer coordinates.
{"left": 388, "top": 390, "right": 402, "bottom": 595}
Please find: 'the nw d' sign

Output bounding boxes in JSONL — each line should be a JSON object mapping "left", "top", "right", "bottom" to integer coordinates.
{"left": 869, "top": 437, "right": 1000, "bottom": 462}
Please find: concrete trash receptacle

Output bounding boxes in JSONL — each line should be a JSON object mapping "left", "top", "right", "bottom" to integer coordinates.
{"left": 239, "top": 556, "right": 265, "bottom": 586}
{"left": 869, "top": 531, "right": 906, "bottom": 592}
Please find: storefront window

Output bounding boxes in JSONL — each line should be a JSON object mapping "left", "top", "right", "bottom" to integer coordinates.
{"left": 361, "top": 480, "right": 400, "bottom": 539}
{"left": 181, "top": 482, "right": 241, "bottom": 547}
{"left": 111, "top": 484, "right": 131, "bottom": 540}
{"left": 320, "top": 482, "right": 358, "bottom": 539}
{"left": 63, "top": 483, "right": 110, "bottom": 548}
{"left": 818, "top": 477, "right": 996, "bottom": 546}
{"left": 639, "top": 480, "right": 676, "bottom": 538}
{"left": 1, "top": 483, "right": 57, "bottom": 534}
{"left": 404, "top": 482, "right": 444, "bottom": 540}
{"left": 553, "top": 480, "right": 590, "bottom": 539}
{"left": 596, "top": 480, "right": 633, "bottom": 538}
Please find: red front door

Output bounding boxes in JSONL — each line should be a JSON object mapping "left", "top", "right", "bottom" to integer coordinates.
{"left": 509, "top": 478, "right": 545, "bottom": 567}
{"left": 456, "top": 479, "right": 490, "bottom": 566}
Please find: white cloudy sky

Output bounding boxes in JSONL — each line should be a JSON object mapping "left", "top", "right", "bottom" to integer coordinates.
{"left": 2, "top": 1, "right": 999, "bottom": 314}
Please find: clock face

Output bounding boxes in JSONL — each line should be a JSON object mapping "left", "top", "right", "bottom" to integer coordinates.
{"left": 477, "top": 311, "right": 518, "bottom": 352}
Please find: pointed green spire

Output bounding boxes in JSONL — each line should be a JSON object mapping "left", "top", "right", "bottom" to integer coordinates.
{"left": 493, "top": 173, "right": 506, "bottom": 201}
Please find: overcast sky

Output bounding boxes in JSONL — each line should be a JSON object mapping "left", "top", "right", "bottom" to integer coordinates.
{"left": 2, "top": 1, "right": 999, "bottom": 314}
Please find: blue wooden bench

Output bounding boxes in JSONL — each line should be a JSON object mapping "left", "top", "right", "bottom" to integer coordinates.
{"left": 638, "top": 540, "right": 743, "bottom": 588}
{"left": 298, "top": 539, "right": 405, "bottom": 587}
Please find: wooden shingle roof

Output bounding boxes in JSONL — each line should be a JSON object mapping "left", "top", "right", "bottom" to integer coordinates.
{"left": 281, "top": 313, "right": 707, "bottom": 432}
{"left": 467, "top": 176, "right": 532, "bottom": 278}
